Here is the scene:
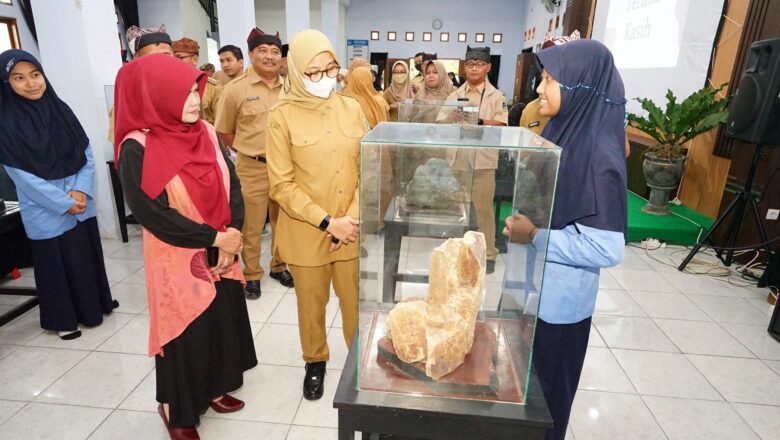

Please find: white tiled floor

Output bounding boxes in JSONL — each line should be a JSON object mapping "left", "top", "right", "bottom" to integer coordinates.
{"left": 0, "top": 237, "right": 778, "bottom": 440}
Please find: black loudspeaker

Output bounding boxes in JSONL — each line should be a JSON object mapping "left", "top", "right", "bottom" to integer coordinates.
{"left": 727, "top": 38, "right": 780, "bottom": 145}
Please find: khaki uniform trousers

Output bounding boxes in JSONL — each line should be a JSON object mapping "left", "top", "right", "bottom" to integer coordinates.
{"left": 288, "top": 259, "right": 358, "bottom": 363}
{"left": 235, "top": 153, "right": 285, "bottom": 280}
{"left": 473, "top": 169, "right": 499, "bottom": 262}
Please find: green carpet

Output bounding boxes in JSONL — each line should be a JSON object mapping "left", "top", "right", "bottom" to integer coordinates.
{"left": 496, "top": 191, "right": 714, "bottom": 246}
{"left": 627, "top": 191, "right": 713, "bottom": 245}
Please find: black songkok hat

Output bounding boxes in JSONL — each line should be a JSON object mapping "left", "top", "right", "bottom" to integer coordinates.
{"left": 465, "top": 46, "right": 491, "bottom": 63}
{"left": 247, "top": 27, "right": 282, "bottom": 52}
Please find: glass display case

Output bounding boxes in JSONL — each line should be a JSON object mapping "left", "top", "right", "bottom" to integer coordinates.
{"left": 398, "top": 99, "right": 480, "bottom": 125}
{"left": 358, "top": 122, "right": 561, "bottom": 405}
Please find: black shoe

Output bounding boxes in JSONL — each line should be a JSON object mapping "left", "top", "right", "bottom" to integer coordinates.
{"left": 303, "top": 361, "right": 326, "bottom": 400}
{"left": 270, "top": 270, "right": 294, "bottom": 288}
{"left": 244, "top": 280, "right": 261, "bottom": 300}
{"left": 486, "top": 260, "right": 496, "bottom": 274}
{"left": 58, "top": 330, "right": 82, "bottom": 340}
{"left": 112, "top": 300, "right": 120, "bottom": 309}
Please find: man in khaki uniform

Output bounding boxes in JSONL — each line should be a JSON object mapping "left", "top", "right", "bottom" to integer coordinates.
{"left": 446, "top": 46, "right": 508, "bottom": 273}
{"left": 172, "top": 38, "right": 221, "bottom": 125}
{"left": 214, "top": 45, "right": 245, "bottom": 86}
{"left": 108, "top": 25, "right": 173, "bottom": 143}
{"left": 215, "top": 28, "right": 293, "bottom": 299}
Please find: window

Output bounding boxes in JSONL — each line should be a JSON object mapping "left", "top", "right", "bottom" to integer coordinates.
{"left": 457, "top": 33, "right": 467, "bottom": 42}
{"left": 387, "top": 31, "right": 396, "bottom": 41}
{"left": 440, "top": 32, "right": 449, "bottom": 42}
{"left": 405, "top": 32, "right": 414, "bottom": 42}
{"left": 492, "top": 33, "right": 503, "bottom": 44}
{"left": 475, "top": 33, "right": 485, "bottom": 43}
{"left": 422, "top": 32, "right": 432, "bottom": 42}
{"left": 0, "top": 17, "right": 20, "bottom": 52}
{"left": 0, "top": 0, "right": 12, "bottom": 5}
{"left": 370, "top": 30, "right": 379, "bottom": 41}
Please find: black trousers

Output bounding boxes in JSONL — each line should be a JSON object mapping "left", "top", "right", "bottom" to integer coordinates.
{"left": 532, "top": 316, "right": 591, "bottom": 440}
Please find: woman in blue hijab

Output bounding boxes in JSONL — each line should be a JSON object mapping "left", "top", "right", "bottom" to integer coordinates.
{"left": 504, "top": 39, "right": 627, "bottom": 440}
{"left": 0, "top": 49, "right": 116, "bottom": 340}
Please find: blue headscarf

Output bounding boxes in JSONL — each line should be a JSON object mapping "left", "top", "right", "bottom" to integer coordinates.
{"left": 536, "top": 39, "right": 627, "bottom": 235}
{"left": 0, "top": 49, "right": 88, "bottom": 179}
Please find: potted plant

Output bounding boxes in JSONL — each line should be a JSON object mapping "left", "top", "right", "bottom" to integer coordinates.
{"left": 628, "top": 84, "right": 730, "bottom": 215}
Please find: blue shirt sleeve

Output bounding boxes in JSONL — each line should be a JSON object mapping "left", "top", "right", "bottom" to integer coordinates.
{"left": 3, "top": 165, "right": 75, "bottom": 215}
{"left": 534, "top": 224, "right": 625, "bottom": 269}
{"left": 71, "top": 145, "right": 95, "bottom": 198}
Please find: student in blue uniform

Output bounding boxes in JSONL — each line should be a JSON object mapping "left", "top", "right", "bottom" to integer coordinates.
{"left": 504, "top": 39, "right": 628, "bottom": 440}
{"left": 0, "top": 49, "right": 116, "bottom": 340}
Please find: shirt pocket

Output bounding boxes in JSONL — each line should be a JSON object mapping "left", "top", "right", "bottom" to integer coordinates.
{"left": 290, "top": 132, "right": 322, "bottom": 168}
{"left": 239, "top": 99, "right": 268, "bottom": 129}
{"left": 340, "top": 126, "right": 363, "bottom": 159}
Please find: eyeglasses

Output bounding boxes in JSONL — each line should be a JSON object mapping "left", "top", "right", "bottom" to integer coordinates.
{"left": 464, "top": 61, "right": 488, "bottom": 69}
{"left": 304, "top": 65, "right": 340, "bottom": 83}
{"left": 175, "top": 54, "right": 195, "bottom": 61}
{"left": 392, "top": 70, "right": 407, "bottom": 75}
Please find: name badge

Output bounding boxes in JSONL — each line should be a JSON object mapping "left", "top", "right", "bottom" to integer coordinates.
{"left": 529, "top": 121, "right": 540, "bottom": 128}
{"left": 246, "top": 96, "right": 260, "bottom": 101}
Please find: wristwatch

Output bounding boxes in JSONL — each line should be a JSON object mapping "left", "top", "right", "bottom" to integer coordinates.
{"left": 319, "top": 215, "right": 332, "bottom": 231}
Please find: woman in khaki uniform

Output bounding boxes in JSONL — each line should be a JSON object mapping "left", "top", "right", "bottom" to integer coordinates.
{"left": 383, "top": 60, "right": 412, "bottom": 121}
{"left": 267, "top": 29, "right": 367, "bottom": 401}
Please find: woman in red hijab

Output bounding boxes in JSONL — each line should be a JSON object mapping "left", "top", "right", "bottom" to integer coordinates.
{"left": 114, "top": 53, "right": 256, "bottom": 440}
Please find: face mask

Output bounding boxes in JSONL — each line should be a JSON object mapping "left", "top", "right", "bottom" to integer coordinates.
{"left": 415, "top": 63, "right": 422, "bottom": 72}
{"left": 392, "top": 74, "right": 406, "bottom": 85}
{"left": 304, "top": 76, "right": 337, "bottom": 98}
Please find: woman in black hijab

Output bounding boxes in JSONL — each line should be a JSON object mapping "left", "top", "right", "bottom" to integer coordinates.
{"left": 0, "top": 49, "right": 116, "bottom": 340}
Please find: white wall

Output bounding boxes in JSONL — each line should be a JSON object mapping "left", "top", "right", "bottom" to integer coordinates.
{"left": 138, "top": 0, "right": 182, "bottom": 41}
{"left": 0, "top": 0, "right": 39, "bottom": 58}
{"left": 180, "top": 0, "right": 212, "bottom": 63}
{"left": 255, "top": 0, "right": 322, "bottom": 43}
{"left": 522, "top": 1, "right": 568, "bottom": 51}
{"left": 344, "top": 0, "right": 528, "bottom": 95}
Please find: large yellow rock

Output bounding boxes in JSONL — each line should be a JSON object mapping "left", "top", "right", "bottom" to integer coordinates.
{"left": 385, "top": 231, "right": 486, "bottom": 380}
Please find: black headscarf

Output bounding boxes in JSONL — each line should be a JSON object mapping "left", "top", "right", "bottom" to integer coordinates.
{"left": 0, "top": 49, "right": 88, "bottom": 179}
{"left": 536, "top": 40, "right": 628, "bottom": 235}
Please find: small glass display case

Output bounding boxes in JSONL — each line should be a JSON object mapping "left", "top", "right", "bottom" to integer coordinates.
{"left": 398, "top": 99, "right": 480, "bottom": 125}
{"left": 358, "top": 122, "right": 561, "bottom": 405}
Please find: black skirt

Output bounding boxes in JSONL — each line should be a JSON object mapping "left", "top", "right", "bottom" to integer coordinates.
{"left": 155, "top": 278, "right": 258, "bottom": 427}
{"left": 28, "top": 217, "right": 114, "bottom": 331}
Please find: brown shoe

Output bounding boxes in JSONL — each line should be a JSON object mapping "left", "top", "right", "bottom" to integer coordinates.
{"left": 209, "top": 394, "right": 245, "bottom": 413}
{"left": 158, "top": 404, "right": 200, "bottom": 440}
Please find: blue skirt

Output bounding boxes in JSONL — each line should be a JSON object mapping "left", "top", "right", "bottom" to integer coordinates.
{"left": 29, "top": 217, "right": 115, "bottom": 331}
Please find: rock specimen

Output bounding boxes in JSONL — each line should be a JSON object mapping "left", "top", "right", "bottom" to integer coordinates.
{"left": 385, "top": 231, "right": 486, "bottom": 380}
{"left": 404, "top": 158, "right": 460, "bottom": 209}
{"left": 386, "top": 300, "right": 428, "bottom": 363}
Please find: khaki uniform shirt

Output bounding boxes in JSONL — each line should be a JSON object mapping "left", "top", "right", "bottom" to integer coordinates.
{"left": 213, "top": 70, "right": 234, "bottom": 86}
{"left": 410, "top": 75, "right": 424, "bottom": 95}
{"left": 519, "top": 98, "right": 550, "bottom": 135}
{"left": 108, "top": 106, "right": 115, "bottom": 143}
{"left": 447, "top": 80, "right": 508, "bottom": 169}
{"left": 215, "top": 69, "right": 282, "bottom": 157}
{"left": 200, "top": 77, "right": 222, "bottom": 125}
{"left": 267, "top": 95, "right": 368, "bottom": 266}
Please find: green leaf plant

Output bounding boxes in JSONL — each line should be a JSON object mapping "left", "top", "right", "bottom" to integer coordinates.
{"left": 628, "top": 83, "right": 730, "bottom": 160}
